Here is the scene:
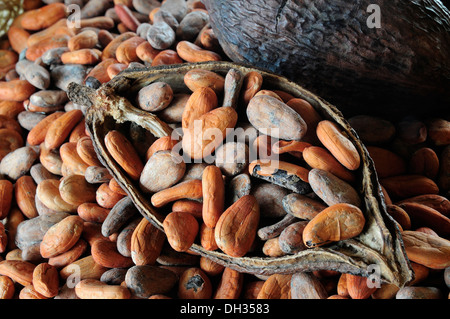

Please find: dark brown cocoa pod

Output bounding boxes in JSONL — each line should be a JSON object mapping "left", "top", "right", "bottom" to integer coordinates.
{"left": 203, "top": 0, "right": 450, "bottom": 118}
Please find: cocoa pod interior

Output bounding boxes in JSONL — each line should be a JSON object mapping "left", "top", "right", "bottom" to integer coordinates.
{"left": 67, "top": 61, "right": 414, "bottom": 287}
{"left": 203, "top": 0, "right": 450, "bottom": 119}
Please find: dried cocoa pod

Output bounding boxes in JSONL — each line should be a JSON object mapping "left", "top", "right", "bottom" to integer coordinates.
{"left": 68, "top": 62, "right": 413, "bottom": 287}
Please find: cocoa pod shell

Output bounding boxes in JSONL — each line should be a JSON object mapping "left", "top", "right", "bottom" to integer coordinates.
{"left": 67, "top": 61, "right": 413, "bottom": 287}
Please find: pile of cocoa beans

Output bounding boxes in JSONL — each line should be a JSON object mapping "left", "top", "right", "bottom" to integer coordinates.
{"left": 0, "top": 0, "right": 448, "bottom": 300}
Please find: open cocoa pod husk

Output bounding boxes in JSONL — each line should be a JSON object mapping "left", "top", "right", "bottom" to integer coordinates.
{"left": 67, "top": 61, "right": 414, "bottom": 288}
